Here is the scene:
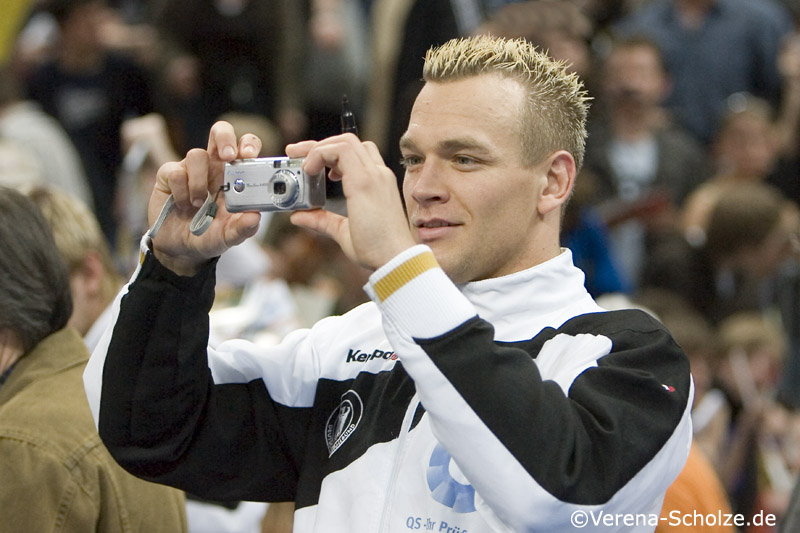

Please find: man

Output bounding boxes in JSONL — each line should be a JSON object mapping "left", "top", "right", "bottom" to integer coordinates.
{"left": 583, "top": 36, "right": 710, "bottom": 287}
{"left": 85, "top": 36, "right": 693, "bottom": 532}
{"left": 0, "top": 186, "right": 187, "bottom": 532}
{"left": 25, "top": 0, "right": 154, "bottom": 245}
{"left": 0, "top": 66, "right": 94, "bottom": 210}
{"left": 24, "top": 186, "right": 124, "bottom": 351}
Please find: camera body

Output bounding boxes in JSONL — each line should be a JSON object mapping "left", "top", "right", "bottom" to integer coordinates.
{"left": 223, "top": 157, "right": 325, "bottom": 212}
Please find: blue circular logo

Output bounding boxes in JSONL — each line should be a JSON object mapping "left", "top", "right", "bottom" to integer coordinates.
{"left": 426, "top": 443, "right": 476, "bottom": 513}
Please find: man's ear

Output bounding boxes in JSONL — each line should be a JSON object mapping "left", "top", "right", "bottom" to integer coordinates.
{"left": 537, "top": 150, "right": 576, "bottom": 216}
{"left": 76, "top": 251, "right": 105, "bottom": 297}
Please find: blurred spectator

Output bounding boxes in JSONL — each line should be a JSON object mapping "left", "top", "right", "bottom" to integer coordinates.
{"left": 657, "top": 442, "right": 735, "bottom": 533}
{"left": 475, "top": 0, "right": 595, "bottom": 80}
{"left": 614, "top": 0, "right": 794, "bottom": 145}
{"left": 149, "top": 0, "right": 306, "bottom": 150}
{"left": 588, "top": 36, "right": 710, "bottom": 206}
{"left": 116, "top": 112, "right": 182, "bottom": 269}
{"left": 562, "top": 169, "right": 633, "bottom": 297}
{"left": 768, "top": 31, "right": 800, "bottom": 206}
{"left": 779, "top": 451, "right": 800, "bottom": 532}
{"left": 261, "top": 212, "right": 371, "bottom": 327}
{"left": 713, "top": 313, "right": 791, "bottom": 525}
{"left": 0, "top": 137, "right": 45, "bottom": 189}
{"left": 584, "top": 35, "right": 710, "bottom": 287}
{"left": 23, "top": 186, "right": 123, "bottom": 352}
{"left": 364, "top": 0, "right": 483, "bottom": 181}
{"left": 681, "top": 95, "right": 781, "bottom": 240}
{"left": 0, "top": 64, "right": 93, "bottom": 209}
{"left": 0, "top": 186, "right": 187, "bottom": 532}
{"left": 642, "top": 182, "right": 799, "bottom": 326}
{"left": 305, "top": 0, "right": 369, "bottom": 142}
{"left": 24, "top": 0, "right": 154, "bottom": 248}
{"left": 757, "top": 403, "right": 800, "bottom": 530}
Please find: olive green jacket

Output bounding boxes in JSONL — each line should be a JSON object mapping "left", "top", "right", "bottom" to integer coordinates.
{"left": 0, "top": 328, "right": 187, "bottom": 532}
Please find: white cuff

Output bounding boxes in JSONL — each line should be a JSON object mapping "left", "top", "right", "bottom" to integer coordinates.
{"left": 364, "top": 246, "right": 475, "bottom": 340}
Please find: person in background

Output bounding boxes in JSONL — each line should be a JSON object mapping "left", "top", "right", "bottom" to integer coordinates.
{"left": 681, "top": 95, "right": 782, "bottom": 240}
{"left": 583, "top": 35, "right": 710, "bottom": 289}
{"left": 713, "top": 313, "right": 792, "bottom": 527}
{"left": 769, "top": 30, "right": 800, "bottom": 205}
{"left": 24, "top": 186, "right": 123, "bottom": 352}
{"left": 642, "top": 182, "right": 800, "bottom": 325}
{"left": 23, "top": 0, "right": 154, "bottom": 248}
{"left": 148, "top": 0, "right": 306, "bottom": 150}
{"left": 614, "top": 0, "right": 793, "bottom": 145}
{"left": 561, "top": 168, "right": 633, "bottom": 297}
{"left": 364, "top": 0, "right": 484, "bottom": 182}
{"left": 0, "top": 65, "right": 93, "bottom": 210}
{"left": 0, "top": 186, "right": 187, "bottom": 532}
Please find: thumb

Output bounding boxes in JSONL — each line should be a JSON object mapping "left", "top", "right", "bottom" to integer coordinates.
{"left": 217, "top": 211, "right": 262, "bottom": 250}
{"left": 290, "top": 209, "right": 357, "bottom": 263}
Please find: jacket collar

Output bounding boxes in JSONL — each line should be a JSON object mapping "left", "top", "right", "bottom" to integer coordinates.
{"left": 459, "top": 249, "right": 602, "bottom": 341}
{"left": 0, "top": 328, "right": 88, "bottom": 406}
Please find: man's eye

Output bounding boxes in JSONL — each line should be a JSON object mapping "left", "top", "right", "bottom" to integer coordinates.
{"left": 400, "top": 155, "right": 423, "bottom": 168}
{"left": 454, "top": 155, "right": 476, "bottom": 166}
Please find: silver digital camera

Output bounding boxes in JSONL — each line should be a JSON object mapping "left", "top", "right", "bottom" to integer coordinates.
{"left": 223, "top": 157, "right": 326, "bottom": 212}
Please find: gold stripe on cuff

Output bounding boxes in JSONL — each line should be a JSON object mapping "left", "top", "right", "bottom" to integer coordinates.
{"left": 373, "top": 251, "right": 438, "bottom": 302}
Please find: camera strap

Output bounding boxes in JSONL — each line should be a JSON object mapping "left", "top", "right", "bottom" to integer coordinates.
{"left": 146, "top": 191, "right": 218, "bottom": 240}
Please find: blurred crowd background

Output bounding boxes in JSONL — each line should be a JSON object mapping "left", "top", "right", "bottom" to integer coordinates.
{"left": 2, "top": 0, "right": 800, "bottom": 531}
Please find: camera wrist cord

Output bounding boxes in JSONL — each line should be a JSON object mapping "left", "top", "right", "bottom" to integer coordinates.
{"left": 146, "top": 190, "right": 219, "bottom": 240}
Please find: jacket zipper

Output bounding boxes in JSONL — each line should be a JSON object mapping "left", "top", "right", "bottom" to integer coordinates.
{"left": 377, "top": 393, "right": 420, "bottom": 531}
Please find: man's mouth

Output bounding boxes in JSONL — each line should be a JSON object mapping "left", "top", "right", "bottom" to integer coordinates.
{"left": 414, "top": 218, "right": 459, "bottom": 242}
{"left": 417, "top": 220, "right": 455, "bottom": 228}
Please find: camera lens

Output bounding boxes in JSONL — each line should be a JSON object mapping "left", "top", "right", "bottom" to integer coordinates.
{"left": 269, "top": 170, "right": 299, "bottom": 208}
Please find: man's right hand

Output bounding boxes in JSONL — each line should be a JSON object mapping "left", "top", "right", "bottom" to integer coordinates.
{"left": 148, "top": 121, "right": 263, "bottom": 276}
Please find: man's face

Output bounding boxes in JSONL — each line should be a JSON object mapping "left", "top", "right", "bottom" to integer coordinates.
{"left": 400, "top": 74, "right": 554, "bottom": 284}
{"left": 603, "top": 46, "right": 668, "bottom": 109}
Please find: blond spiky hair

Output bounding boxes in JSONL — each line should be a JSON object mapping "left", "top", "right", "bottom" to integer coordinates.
{"left": 423, "top": 35, "right": 590, "bottom": 168}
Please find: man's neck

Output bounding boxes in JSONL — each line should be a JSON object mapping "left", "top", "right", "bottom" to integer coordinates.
{"left": 675, "top": 0, "right": 716, "bottom": 29}
{"left": 59, "top": 46, "right": 104, "bottom": 73}
{"left": 0, "top": 330, "right": 24, "bottom": 376}
{"left": 610, "top": 107, "right": 666, "bottom": 141}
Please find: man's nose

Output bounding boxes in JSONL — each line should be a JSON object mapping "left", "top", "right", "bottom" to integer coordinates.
{"left": 409, "top": 161, "right": 449, "bottom": 204}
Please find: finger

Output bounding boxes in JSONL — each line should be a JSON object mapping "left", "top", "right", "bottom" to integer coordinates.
{"left": 183, "top": 148, "right": 211, "bottom": 208}
{"left": 155, "top": 161, "right": 185, "bottom": 195}
{"left": 302, "top": 141, "right": 364, "bottom": 176}
{"left": 296, "top": 134, "right": 366, "bottom": 173}
{"left": 207, "top": 121, "right": 238, "bottom": 161}
{"left": 362, "top": 141, "right": 386, "bottom": 166}
{"left": 286, "top": 140, "right": 318, "bottom": 159}
{"left": 290, "top": 209, "right": 341, "bottom": 235}
{"left": 161, "top": 161, "right": 192, "bottom": 208}
{"left": 238, "top": 133, "right": 262, "bottom": 159}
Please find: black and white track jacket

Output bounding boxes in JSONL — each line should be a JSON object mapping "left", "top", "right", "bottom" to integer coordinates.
{"left": 84, "top": 244, "right": 693, "bottom": 532}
